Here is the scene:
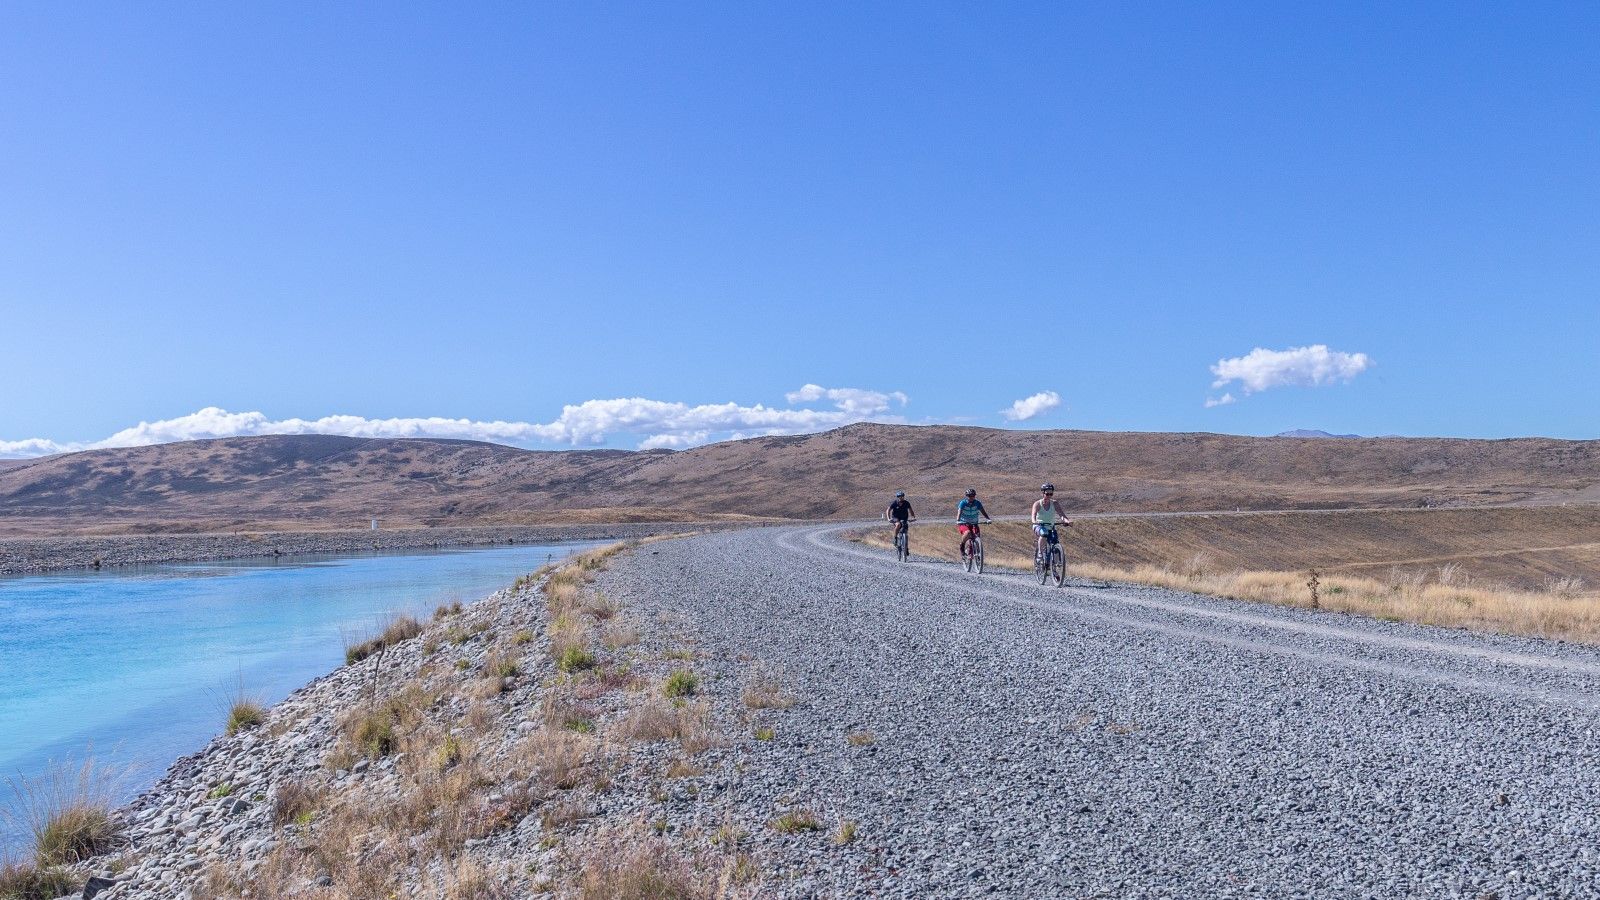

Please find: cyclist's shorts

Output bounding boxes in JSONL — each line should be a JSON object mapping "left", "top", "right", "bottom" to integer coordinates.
{"left": 1034, "top": 524, "right": 1058, "bottom": 541}
{"left": 958, "top": 523, "right": 979, "bottom": 536}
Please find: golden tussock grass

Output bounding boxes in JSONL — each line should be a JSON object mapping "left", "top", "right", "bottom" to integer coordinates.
{"left": 858, "top": 522, "right": 1600, "bottom": 642}
{"left": 1071, "top": 559, "right": 1600, "bottom": 641}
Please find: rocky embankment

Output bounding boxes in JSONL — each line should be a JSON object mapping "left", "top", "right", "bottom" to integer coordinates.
{"left": 0, "top": 523, "right": 738, "bottom": 575}
{"left": 58, "top": 535, "right": 831, "bottom": 899}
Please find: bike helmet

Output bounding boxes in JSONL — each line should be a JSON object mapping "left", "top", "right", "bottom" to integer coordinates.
{"left": 895, "top": 491, "right": 905, "bottom": 498}
{"left": 964, "top": 488, "right": 976, "bottom": 497}
{"left": 1041, "top": 483, "right": 1055, "bottom": 492}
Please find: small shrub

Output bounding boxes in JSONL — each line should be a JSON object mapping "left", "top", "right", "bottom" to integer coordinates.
{"left": 602, "top": 622, "right": 640, "bottom": 650}
{"left": 484, "top": 652, "right": 520, "bottom": 679}
{"left": 559, "top": 646, "right": 596, "bottom": 673}
{"left": 542, "top": 694, "right": 597, "bottom": 734}
{"left": 512, "top": 629, "right": 535, "bottom": 645}
{"left": 270, "top": 780, "right": 323, "bottom": 828}
{"left": 206, "top": 782, "right": 234, "bottom": 800}
{"left": 433, "top": 733, "right": 465, "bottom": 772}
{"left": 454, "top": 658, "right": 471, "bottom": 672}
{"left": 664, "top": 759, "right": 703, "bottom": 779}
{"left": 343, "top": 686, "right": 430, "bottom": 758}
{"left": 583, "top": 592, "right": 621, "bottom": 621}
{"left": 753, "top": 725, "right": 775, "bottom": 741}
{"left": 433, "top": 600, "right": 464, "bottom": 619}
{"left": 620, "top": 703, "right": 682, "bottom": 743}
{"left": 541, "top": 800, "right": 592, "bottom": 830}
{"left": 769, "top": 808, "right": 822, "bottom": 834}
{"left": 742, "top": 673, "right": 797, "bottom": 709}
{"left": 576, "top": 833, "right": 703, "bottom": 900}
{"left": 446, "top": 624, "right": 470, "bottom": 645}
{"left": 0, "top": 862, "right": 77, "bottom": 900}
{"left": 226, "top": 700, "right": 265, "bottom": 736}
{"left": 522, "top": 730, "right": 596, "bottom": 790}
{"left": 5, "top": 758, "right": 121, "bottom": 867}
{"left": 662, "top": 670, "right": 698, "bottom": 699}
{"left": 345, "top": 615, "right": 424, "bottom": 664}
{"left": 833, "top": 820, "right": 858, "bottom": 845}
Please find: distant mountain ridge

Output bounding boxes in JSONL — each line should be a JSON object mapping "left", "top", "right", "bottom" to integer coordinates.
{"left": 1, "top": 423, "right": 1598, "bottom": 535}
{"left": 1275, "top": 429, "right": 1363, "bottom": 438}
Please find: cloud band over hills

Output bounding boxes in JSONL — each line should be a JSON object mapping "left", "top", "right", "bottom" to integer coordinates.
{"left": 0, "top": 386, "right": 912, "bottom": 459}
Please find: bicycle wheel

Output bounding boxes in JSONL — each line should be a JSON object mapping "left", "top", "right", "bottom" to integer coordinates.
{"left": 961, "top": 536, "right": 973, "bottom": 572}
{"left": 1036, "top": 545, "right": 1049, "bottom": 584}
{"left": 1050, "top": 546, "right": 1066, "bottom": 586}
{"left": 974, "top": 537, "right": 984, "bottom": 574}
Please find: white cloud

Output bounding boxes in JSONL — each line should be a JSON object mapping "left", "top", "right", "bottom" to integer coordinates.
{"left": 1209, "top": 344, "right": 1372, "bottom": 395}
{"left": 783, "top": 384, "right": 908, "bottom": 415}
{"left": 0, "top": 385, "right": 912, "bottom": 458}
{"left": 0, "top": 437, "right": 71, "bottom": 457}
{"left": 1203, "top": 393, "right": 1236, "bottom": 408}
{"left": 1001, "top": 391, "right": 1062, "bottom": 422}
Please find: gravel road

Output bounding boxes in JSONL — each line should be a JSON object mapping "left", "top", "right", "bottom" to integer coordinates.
{"left": 598, "top": 524, "right": 1600, "bottom": 899}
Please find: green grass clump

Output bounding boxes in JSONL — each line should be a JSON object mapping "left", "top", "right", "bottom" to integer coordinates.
{"left": 433, "top": 600, "right": 464, "bottom": 619}
{"left": 345, "top": 687, "right": 430, "bottom": 759}
{"left": 512, "top": 629, "right": 535, "bottom": 645}
{"left": 662, "top": 670, "right": 698, "bottom": 699}
{"left": 226, "top": 700, "right": 265, "bottom": 735}
{"left": 753, "top": 725, "right": 775, "bottom": 741}
{"left": 768, "top": 809, "right": 822, "bottom": 834}
{"left": 344, "top": 615, "right": 424, "bottom": 664}
{"left": 36, "top": 804, "right": 117, "bottom": 866}
{"left": 206, "top": 782, "right": 234, "bottom": 800}
{"left": 485, "top": 653, "right": 520, "bottom": 679}
{"left": 558, "top": 646, "right": 596, "bottom": 673}
{"left": 432, "top": 734, "right": 464, "bottom": 771}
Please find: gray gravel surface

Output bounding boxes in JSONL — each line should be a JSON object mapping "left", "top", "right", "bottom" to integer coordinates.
{"left": 598, "top": 523, "right": 1600, "bottom": 899}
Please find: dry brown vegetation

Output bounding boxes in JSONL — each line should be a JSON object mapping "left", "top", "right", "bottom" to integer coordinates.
{"left": 859, "top": 508, "right": 1600, "bottom": 641}
{"left": 0, "top": 758, "right": 123, "bottom": 899}
{"left": 344, "top": 614, "right": 424, "bottom": 664}
{"left": 7, "top": 424, "right": 1600, "bottom": 534}
{"left": 182, "top": 538, "right": 771, "bottom": 898}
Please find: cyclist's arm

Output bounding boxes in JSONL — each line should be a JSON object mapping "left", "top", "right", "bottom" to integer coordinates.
{"left": 976, "top": 500, "right": 991, "bottom": 521}
{"left": 1030, "top": 499, "right": 1041, "bottom": 524}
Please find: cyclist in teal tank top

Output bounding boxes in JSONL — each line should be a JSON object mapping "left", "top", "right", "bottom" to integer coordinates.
{"left": 956, "top": 488, "right": 991, "bottom": 559}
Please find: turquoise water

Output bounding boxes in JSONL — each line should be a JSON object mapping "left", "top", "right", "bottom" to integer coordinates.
{"left": 0, "top": 543, "right": 591, "bottom": 852}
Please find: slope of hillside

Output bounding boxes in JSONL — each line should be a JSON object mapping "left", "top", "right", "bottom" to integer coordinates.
{"left": 1, "top": 424, "right": 1598, "bottom": 534}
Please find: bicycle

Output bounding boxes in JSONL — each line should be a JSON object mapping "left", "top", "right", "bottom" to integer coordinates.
{"left": 892, "top": 520, "right": 913, "bottom": 562}
{"left": 1034, "top": 522, "right": 1068, "bottom": 586}
{"left": 959, "top": 521, "right": 989, "bottom": 573}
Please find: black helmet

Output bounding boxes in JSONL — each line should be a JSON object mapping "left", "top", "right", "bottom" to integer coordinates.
{"left": 895, "top": 491, "right": 905, "bottom": 498}
{"left": 964, "top": 488, "right": 976, "bottom": 497}
{"left": 1041, "top": 483, "right": 1055, "bottom": 492}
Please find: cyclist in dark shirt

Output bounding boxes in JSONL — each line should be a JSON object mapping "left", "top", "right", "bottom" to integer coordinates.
{"left": 885, "top": 491, "right": 915, "bottom": 542}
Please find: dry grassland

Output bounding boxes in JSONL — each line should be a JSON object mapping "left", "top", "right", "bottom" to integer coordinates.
{"left": 857, "top": 506, "right": 1600, "bottom": 642}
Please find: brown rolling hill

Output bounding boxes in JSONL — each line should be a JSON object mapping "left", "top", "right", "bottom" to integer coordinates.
{"left": 1, "top": 424, "right": 1599, "bottom": 535}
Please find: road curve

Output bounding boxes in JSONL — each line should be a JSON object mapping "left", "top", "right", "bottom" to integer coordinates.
{"left": 598, "top": 524, "right": 1600, "bottom": 898}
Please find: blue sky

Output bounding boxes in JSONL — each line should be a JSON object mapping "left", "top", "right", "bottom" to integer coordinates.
{"left": 2, "top": 2, "right": 1596, "bottom": 454}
